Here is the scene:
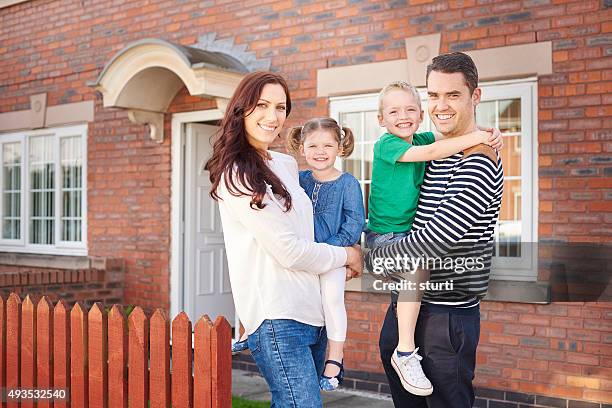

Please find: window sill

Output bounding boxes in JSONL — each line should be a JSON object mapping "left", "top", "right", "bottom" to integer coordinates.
{"left": 0, "top": 245, "right": 88, "bottom": 257}
{"left": 484, "top": 279, "right": 550, "bottom": 304}
{"left": 0, "top": 252, "right": 105, "bottom": 271}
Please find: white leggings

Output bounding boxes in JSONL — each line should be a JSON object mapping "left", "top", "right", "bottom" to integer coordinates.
{"left": 320, "top": 266, "right": 347, "bottom": 342}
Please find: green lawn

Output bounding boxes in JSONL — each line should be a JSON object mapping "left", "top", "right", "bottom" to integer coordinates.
{"left": 232, "top": 395, "right": 270, "bottom": 407}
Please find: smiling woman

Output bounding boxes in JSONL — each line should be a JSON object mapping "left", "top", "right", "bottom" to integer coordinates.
{"left": 204, "top": 71, "right": 363, "bottom": 406}
{"left": 243, "top": 83, "right": 287, "bottom": 151}
{"left": 206, "top": 72, "right": 293, "bottom": 212}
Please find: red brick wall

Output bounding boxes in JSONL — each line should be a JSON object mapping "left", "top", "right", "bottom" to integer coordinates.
{"left": 478, "top": 300, "right": 612, "bottom": 402}
{"left": 88, "top": 103, "right": 172, "bottom": 311}
{"left": 344, "top": 292, "right": 612, "bottom": 402}
{"left": 1, "top": 0, "right": 610, "bottom": 402}
{"left": 88, "top": 90, "right": 215, "bottom": 312}
{"left": 0, "top": 259, "right": 124, "bottom": 307}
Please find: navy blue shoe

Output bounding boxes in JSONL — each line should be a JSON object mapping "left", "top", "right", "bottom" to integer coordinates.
{"left": 231, "top": 339, "right": 249, "bottom": 355}
{"left": 319, "top": 360, "right": 344, "bottom": 391}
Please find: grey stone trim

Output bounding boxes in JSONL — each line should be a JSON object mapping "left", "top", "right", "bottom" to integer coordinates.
{"left": 195, "top": 33, "right": 271, "bottom": 72}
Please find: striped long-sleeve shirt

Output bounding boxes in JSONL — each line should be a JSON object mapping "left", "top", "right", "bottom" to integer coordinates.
{"left": 366, "top": 149, "right": 504, "bottom": 306}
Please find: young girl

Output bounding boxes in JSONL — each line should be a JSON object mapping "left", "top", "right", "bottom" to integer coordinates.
{"left": 287, "top": 117, "right": 365, "bottom": 391}
{"left": 367, "top": 81, "right": 501, "bottom": 396}
{"left": 230, "top": 117, "right": 364, "bottom": 392}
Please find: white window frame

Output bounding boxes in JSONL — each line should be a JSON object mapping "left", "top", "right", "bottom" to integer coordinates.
{"left": 329, "top": 93, "right": 383, "bottom": 225}
{"left": 330, "top": 78, "right": 538, "bottom": 281}
{"left": 0, "top": 133, "right": 24, "bottom": 246}
{"left": 480, "top": 79, "right": 538, "bottom": 281}
{"left": 0, "top": 124, "right": 88, "bottom": 256}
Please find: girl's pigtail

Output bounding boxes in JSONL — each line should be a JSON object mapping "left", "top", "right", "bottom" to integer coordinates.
{"left": 286, "top": 126, "right": 303, "bottom": 155}
{"left": 340, "top": 127, "right": 355, "bottom": 157}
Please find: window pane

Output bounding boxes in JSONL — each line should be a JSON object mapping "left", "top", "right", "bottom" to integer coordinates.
{"left": 418, "top": 96, "right": 433, "bottom": 133}
{"left": 499, "top": 99, "right": 521, "bottom": 133}
{"left": 480, "top": 97, "right": 523, "bottom": 260}
{"left": 29, "top": 135, "right": 54, "bottom": 245}
{"left": 340, "top": 112, "right": 363, "bottom": 179}
{"left": 364, "top": 142, "right": 374, "bottom": 180}
{"left": 364, "top": 111, "right": 384, "bottom": 143}
{"left": 476, "top": 101, "right": 496, "bottom": 128}
{"left": 344, "top": 143, "right": 362, "bottom": 180}
{"left": 339, "top": 112, "right": 362, "bottom": 141}
{"left": 498, "top": 179, "right": 522, "bottom": 257}
{"left": 498, "top": 221, "right": 521, "bottom": 257}
{"left": 2, "top": 142, "right": 21, "bottom": 240}
{"left": 60, "top": 136, "right": 83, "bottom": 242}
{"left": 363, "top": 182, "right": 371, "bottom": 219}
{"left": 501, "top": 135, "right": 521, "bottom": 177}
{"left": 500, "top": 180, "right": 521, "bottom": 222}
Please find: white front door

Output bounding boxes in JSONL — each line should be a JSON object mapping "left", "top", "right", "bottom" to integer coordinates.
{"left": 183, "top": 123, "right": 234, "bottom": 324}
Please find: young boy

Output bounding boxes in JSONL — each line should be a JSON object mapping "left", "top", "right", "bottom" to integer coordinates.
{"left": 366, "top": 81, "right": 500, "bottom": 396}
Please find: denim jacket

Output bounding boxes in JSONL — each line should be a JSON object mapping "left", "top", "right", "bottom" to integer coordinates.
{"left": 299, "top": 170, "right": 365, "bottom": 246}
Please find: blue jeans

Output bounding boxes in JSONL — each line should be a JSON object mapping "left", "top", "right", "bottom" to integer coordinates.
{"left": 248, "top": 319, "right": 327, "bottom": 407}
{"left": 364, "top": 230, "right": 409, "bottom": 249}
{"left": 364, "top": 230, "right": 410, "bottom": 287}
{"left": 380, "top": 302, "right": 481, "bottom": 407}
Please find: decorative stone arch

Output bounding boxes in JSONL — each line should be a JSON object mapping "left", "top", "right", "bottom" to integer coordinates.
{"left": 91, "top": 38, "right": 248, "bottom": 142}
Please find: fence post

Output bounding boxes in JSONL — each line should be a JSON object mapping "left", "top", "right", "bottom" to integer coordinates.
{"left": 108, "top": 305, "right": 127, "bottom": 408}
{"left": 211, "top": 316, "right": 232, "bottom": 408}
{"left": 88, "top": 303, "right": 107, "bottom": 408}
{"left": 150, "top": 309, "right": 171, "bottom": 408}
{"left": 36, "top": 296, "right": 54, "bottom": 408}
{"left": 0, "top": 296, "right": 5, "bottom": 408}
{"left": 71, "top": 302, "right": 88, "bottom": 408}
{"left": 194, "top": 314, "right": 213, "bottom": 408}
{"left": 6, "top": 293, "right": 21, "bottom": 408}
{"left": 171, "top": 312, "right": 193, "bottom": 408}
{"left": 21, "top": 294, "right": 38, "bottom": 408}
{"left": 128, "top": 307, "right": 148, "bottom": 408}
{"left": 2, "top": 293, "right": 234, "bottom": 408}
{"left": 54, "top": 300, "right": 70, "bottom": 408}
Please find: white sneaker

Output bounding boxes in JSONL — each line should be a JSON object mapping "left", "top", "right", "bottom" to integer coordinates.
{"left": 391, "top": 347, "right": 433, "bottom": 396}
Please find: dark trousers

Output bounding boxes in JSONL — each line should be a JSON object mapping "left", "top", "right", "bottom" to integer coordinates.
{"left": 379, "top": 302, "right": 480, "bottom": 408}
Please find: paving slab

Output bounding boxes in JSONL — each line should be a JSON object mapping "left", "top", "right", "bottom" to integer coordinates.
{"left": 232, "top": 369, "right": 394, "bottom": 407}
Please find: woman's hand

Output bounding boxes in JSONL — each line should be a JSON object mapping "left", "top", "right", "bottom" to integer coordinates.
{"left": 478, "top": 126, "right": 503, "bottom": 151}
{"left": 345, "top": 267, "right": 358, "bottom": 281}
{"left": 345, "top": 245, "right": 363, "bottom": 280}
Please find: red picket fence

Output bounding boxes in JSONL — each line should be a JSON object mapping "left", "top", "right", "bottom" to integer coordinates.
{"left": 0, "top": 292, "right": 232, "bottom": 408}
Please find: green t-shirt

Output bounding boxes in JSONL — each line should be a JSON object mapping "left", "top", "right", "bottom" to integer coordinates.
{"left": 367, "top": 132, "right": 436, "bottom": 233}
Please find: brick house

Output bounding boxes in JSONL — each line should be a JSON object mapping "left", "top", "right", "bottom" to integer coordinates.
{"left": 0, "top": 0, "right": 610, "bottom": 406}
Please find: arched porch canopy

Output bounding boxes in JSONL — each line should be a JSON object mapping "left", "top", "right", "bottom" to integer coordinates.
{"left": 90, "top": 38, "right": 248, "bottom": 142}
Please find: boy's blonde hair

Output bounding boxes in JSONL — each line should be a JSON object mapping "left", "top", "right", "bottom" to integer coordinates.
{"left": 378, "top": 81, "right": 422, "bottom": 115}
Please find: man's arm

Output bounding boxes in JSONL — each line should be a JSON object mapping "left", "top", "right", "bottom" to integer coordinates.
{"left": 365, "top": 152, "right": 502, "bottom": 277}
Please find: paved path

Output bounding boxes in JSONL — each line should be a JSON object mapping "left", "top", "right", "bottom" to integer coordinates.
{"left": 232, "top": 369, "right": 394, "bottom": 407}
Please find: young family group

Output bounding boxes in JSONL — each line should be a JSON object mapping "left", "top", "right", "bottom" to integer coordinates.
{"left": 205, "top": 52, "right": 504, "bottom": 407}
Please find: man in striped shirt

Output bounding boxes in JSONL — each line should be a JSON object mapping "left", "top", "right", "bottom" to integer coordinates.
{"left": 365, "top": 52, "right": 504, "bottom": 407}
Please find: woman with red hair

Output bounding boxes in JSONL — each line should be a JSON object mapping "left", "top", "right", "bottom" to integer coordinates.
{"left": 206, "top": 71, "right": 362, "bottom": 406}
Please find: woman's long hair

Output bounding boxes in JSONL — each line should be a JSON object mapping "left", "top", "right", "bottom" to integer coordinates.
{"left": 205, "top": 71, "right": 293, "bottom": 211}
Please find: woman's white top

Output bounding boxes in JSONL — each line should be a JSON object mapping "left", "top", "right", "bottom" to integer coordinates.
{"left": 217, "top": 150, "right": 348, "bottom": 335}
